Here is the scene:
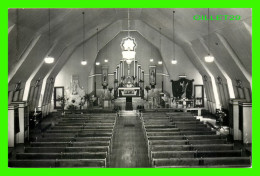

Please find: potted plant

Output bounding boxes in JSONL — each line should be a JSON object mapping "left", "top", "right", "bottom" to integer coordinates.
{"left": 57, "top": 96, "right": 66, "bottom": 115}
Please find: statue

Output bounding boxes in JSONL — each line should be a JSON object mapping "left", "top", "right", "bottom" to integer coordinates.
{"left": 72, "top": 80, "right": 79, "bottom": 95}
{"left": 150, "top": 70, "right": 155, "bottom": 84}
{"left": 103, "top": 74, "right": 107, "bottom": 82}
{"left": 180, "top": 81, "right": 189, "bottom": 99}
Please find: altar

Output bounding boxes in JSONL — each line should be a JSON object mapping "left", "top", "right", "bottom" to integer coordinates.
{"left": 118, "top": 87, "right": 141, "bottom": 97}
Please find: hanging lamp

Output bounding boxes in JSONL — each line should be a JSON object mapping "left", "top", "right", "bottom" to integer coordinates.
{"left": 81, "top": 12, "right": 87, "bottom": 65}
{"left": 121, "top": 8, "right": 137, "bottom": 65}
{"left": 158, "top": 27, "right": 163, "bottom": 65}
{"left": 171, "top": 10, "right": 177, "bottom": 65}
{"left": 44, "top": 9, "right": 54, "bottom": 64}
{"left": 204, "top": 8, "right": 214, "bottom": 62}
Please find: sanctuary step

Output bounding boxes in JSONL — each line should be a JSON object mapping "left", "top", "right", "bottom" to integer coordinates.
{"left": 119, "top": 110, "right": 137, "bottom": 117}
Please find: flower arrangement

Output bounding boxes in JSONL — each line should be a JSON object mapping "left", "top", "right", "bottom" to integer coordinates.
{"left": 64, "top": 86, "right": 86, "bottom": 110}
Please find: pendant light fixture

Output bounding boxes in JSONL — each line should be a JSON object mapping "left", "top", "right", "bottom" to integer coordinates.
{"left": 171, "top": 10, "right": 177, "bottom": 65}
{"left": 44, "top": 9, "right": 55, "bottom": 64}
{"left": 95, "top": 28, "right": 100, "bottom": 66}
{"left": 158, "top": 27, "right": 163, "bottom": 65}
{"left": 81, "top": 12, "right": 87, "bottom": 65}
{"left": 97, "top": 28, "right": 99, "bottom": 55}
{"left": 121, "top": 8, "right": 137, "bottom": 65}
{"left": 150, "top": 35, "right": 153, "bottom": 62}
{"left": 204, "top": 8, "right": 214, "bottom": 63}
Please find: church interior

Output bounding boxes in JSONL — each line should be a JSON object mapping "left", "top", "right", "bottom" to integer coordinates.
{"left": 8, "top": 8, "right": 252, "bottom": 168}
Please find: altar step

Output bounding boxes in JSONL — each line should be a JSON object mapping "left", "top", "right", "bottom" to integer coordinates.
{"left": 119, "top": 110, "right": 137, "bottom": 117}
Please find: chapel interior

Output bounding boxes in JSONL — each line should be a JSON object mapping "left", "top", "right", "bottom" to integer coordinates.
{"left": 8, "top": 8, "right": 252, "bottom": 168}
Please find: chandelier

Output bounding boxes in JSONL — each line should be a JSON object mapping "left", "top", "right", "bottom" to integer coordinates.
{"left": 121, "top": 8, "right": 137, "bottom": 65}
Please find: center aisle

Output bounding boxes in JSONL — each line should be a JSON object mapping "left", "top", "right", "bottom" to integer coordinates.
{"left": 110, "top": 114, "right": 149, "bottom": 168}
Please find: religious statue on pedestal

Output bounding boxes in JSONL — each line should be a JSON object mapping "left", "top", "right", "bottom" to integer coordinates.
{"left": 71, "top": 80, "right": 79, "bottom": 95}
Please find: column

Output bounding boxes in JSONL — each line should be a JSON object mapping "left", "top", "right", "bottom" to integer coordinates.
{"left": 230, "top": 99, "right": 246, "bottom": 141}
{"left": 239, "top": 102, "right": 252, "bottom": 144}
{"left": 11, "top": 101, "right": 27, "bottom": 144}
{"left": 8, "top": 105, "right": 18, "bottom": 147}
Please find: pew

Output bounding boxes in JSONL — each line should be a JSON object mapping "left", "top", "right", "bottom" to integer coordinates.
{"left": 16, "top": 152, "right": 107, "bottom": 160}
{"left": 31, "top": 141, "right": 110, "bottom": 147}
{"left": 51, "top": 126, "right": 114, "bottom": 130}
{"left": 46, "top": 129, "right": 113, "bottom": 133}
{"left": 25, "top": 146, "right": 109, "bottom": 153}
{"left": 152, "top": 157, "right": 251, "bottom": 167}
{"left": 9, "top": 112, "right": 117, "bottom": 168}
{"left": 141, "top": 111, "right": 250, "bottom": 168}
{"left": 9, "top": 159, "right": 106, "bottom": 168}
{"left": 148, "top": 139, "right": 227, "bottom": 145}
{"left": 151, "top": 150, "right": 242, "bottom": 159}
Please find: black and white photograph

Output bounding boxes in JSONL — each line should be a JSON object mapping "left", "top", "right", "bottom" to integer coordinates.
{"left": 8, "top": 8, "right": 252, "bottom": 168}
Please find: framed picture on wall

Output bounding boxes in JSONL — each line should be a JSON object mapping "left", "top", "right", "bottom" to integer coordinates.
{"left": 149, "top": 66, "right": 156, "bottom": 88}
{"left": 194, "top": 85, "right": 204, "bottom": 107}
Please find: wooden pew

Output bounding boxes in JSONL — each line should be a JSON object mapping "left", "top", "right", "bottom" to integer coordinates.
{"left": 52, "top": 126, "right": 114, "bottom": 130}
{"left": 46, "top": 129, "right": 113, "bottom": 133}
{"left": 9, "top": 159, "right": 106, "bottom": 168}
{"left": 145, "top": 128, "right": 180, "bottom": 132}
{"left": 146, "top": 131, "right": 216, "bottom": 136}
{"left": 16, "top": 152, "right": 107, "bottom": 160}
{"left": 60, "top": 119, "right": 115, "bottom": 123}
{"left": 24, "top": 146, "right": 109, "bottom": 153}
{"left": 152, "top": 157, "right": 251, "bottom": 167}
{"left": 150, "top": 144, "right": 234, "bottom": 152}
{"left": 151, "top": 150, "right": 242, "bottom": 159}
{"left": 31, "top": 141, "right": 110, "bottom": 147}
{"left": 57, "top": 122, "right": 115, "bottom": 126}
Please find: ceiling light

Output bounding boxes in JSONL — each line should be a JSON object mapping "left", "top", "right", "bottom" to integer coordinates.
{"left": 172, "top": 11, "right": 177, "bottom": 65}
{"left": 44, "top": 56, "right": 54, "bottom": 64}
{"left": 150, "top": 58, "right": 154, "bottom": 62}
{"left": 158, "top": 61, "right": 162, "bottom": 65}
{"left": 96, "top": 62, "right": 100, "bottom": 65}
{"left": 171, "top": 60, "right": 177, "bottom": 64}
{"left": 121, "top": 9, "right": 137, "bottom": 65}
{"left": 44, "top": 9, "right": 55, "bottom": 64}
{"left": 81, "top": 60, "right": 87, "bottom": 65}
{"left": 81, "top": 12, "right": 87, "bottom": 66}
{"left": 104, "top": 59, "right": 108, "bottom": 62}
{"left": 204, "top": 9, "right": 215, "bottom": 62}
{"left": 205, "top": 54, "right": 214, "bottom": 62}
